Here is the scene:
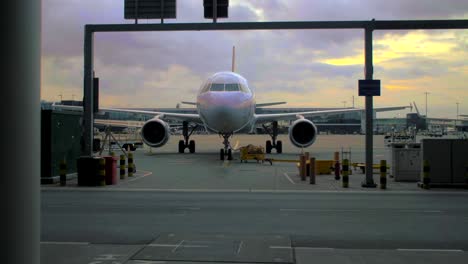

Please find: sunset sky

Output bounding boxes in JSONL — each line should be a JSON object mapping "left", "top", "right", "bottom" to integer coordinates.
{"left": 42, "top": 0, "right": 468, "bottom": 118}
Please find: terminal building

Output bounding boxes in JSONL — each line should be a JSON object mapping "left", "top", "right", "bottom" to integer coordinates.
{"left": 43, "top": 100, "right": 468, "bottom": 134}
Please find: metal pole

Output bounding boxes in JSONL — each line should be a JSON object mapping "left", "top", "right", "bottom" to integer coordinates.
{"left": 4, "top": 0, "right": 41, "bottom": 263}
{"left": 83, "top": 27, "right": 94, "bottom": 156}
{"left": 135, "top": 0, "right": 139, "bottom": 24}
{"left": 456, "top": 102, "right": 459, "bottom": 129}
{"left": 161, "top": 0, "right": 164, "bottom": 24}
{"left": 213, "top": 0, "right": 217, "bottom": 23}
{"left": 363, "top": 25, "right": 377, "bottom": 188}
{"left": 424, "top": 92, "right": 429, "bottom": 117}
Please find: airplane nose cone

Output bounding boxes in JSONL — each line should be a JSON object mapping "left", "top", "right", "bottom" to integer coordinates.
{"left": 198, "top": 93, "right": 252, "bottom": 133}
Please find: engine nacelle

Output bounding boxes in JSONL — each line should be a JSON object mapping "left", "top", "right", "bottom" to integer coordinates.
{"left": 288, "top": 119, "right": 318, "bottom": 148}
{"left": 140, "top": 118, "right": 170, "bottom": 148}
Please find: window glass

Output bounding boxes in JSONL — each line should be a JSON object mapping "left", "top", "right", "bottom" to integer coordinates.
{"left": 225, "top": 83, "right": 239, "bottom": 92}
{"left": 239, "top": 83, "right": 249, "bottom": 93}
{"left": 210, "top": 83, "right": 224, "bottom": 91}
{"left": 200, "top": 82, "right": 211, "bottom": 93}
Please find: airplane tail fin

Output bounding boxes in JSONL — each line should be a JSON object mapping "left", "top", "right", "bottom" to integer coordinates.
{"left": 231, "top": 46, "right": 236, "bottom": 72}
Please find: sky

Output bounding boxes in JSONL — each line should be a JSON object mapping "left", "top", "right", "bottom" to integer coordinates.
{"left": 42, "top": 0, "right": 468, "bottom": 118}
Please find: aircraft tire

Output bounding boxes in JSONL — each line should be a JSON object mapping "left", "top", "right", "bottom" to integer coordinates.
{"left": 220, "top": 149, "right": 225, "bottom": 160}
{"left": 276, "top": 140, "right": 282, "bottom": 154}
{"left": 266, "top": 140, "right": 272, "bottom": 154}
{"left": 178, "top": 140, "right": 185, "bottom": 153}
{"left": 189, "top": 140, "right": 196, "bottom": 153}
{"left": 227, "top": 149, "right": 233, "bottom": 160}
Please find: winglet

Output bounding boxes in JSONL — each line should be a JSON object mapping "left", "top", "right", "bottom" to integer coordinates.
{"left": 231, "top": 46, "right": 236, "bottom": 72}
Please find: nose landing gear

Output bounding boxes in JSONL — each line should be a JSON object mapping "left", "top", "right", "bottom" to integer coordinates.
{"left": 263, "top": 121, "right": 282, "bottom": 154}
{"left": 178, "top": 121, "right": 198, "bottom": 153}
{"left": 219, "top": 133, "right": 233, "bottom": 160}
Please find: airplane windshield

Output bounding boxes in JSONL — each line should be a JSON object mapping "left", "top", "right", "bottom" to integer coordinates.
{"left": 210, "top": 83, "right": 224, "bottom": 92}
{"left": 225, "top": 84, "right": 240, "bottom": 92}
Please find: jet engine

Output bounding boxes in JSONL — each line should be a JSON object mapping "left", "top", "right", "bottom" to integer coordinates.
{"left": 140, "top": 118, "right": 170, "bottom": 148}
{"left": 288, "top": 118, "right": 318, "bottom": 148}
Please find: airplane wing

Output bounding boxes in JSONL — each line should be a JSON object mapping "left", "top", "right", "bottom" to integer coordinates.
{"left": 181, "top": 101, "right": 197, "bottom": 106}
{"left": 254, "top": 105, "right": 411, "bottom": 123}
{"left": 256, "top": 102, "right": 287, "bottom": 107}
{"left": 52, "top": 104, "right": 202, "bottom": 124}
{"left": 95, "top": 119, "right": 145, "bottom": 128}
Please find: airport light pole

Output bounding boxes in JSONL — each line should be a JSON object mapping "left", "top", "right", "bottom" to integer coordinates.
{"left": 362, "top": 25, "right": 377, "bottom": 188}
{"left": 424, "top": 92, "right": 430, "bottom": 117}
{"left": 456, "top": 102, "right": 459, "bottom": 128}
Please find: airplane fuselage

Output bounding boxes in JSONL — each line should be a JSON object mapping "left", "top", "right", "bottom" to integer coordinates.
{"left": 196, "top": 72, "right": 255, "bottom": 134}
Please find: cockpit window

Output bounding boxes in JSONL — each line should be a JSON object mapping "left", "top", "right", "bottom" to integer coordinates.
{"left": 210, "top": 83, "right": 224, "bottom": 92}
{"left": 200, "top": 82, "right": 211, "bottom": 93}
{"left": 239, "top": 83, "right": 249, "bottom": 93}
{"left": 225, "top": 83, "right": 239, "bottom": 92}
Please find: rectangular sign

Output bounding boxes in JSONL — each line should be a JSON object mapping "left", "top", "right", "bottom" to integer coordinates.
{"left": 203, "top": 0, "right": 229, "bottom": 18}
{"left": 124, "top": 0, "right": 176, "bottom": 19}
{"left": 359, "top": 79, "right": 381, "bottom": 96}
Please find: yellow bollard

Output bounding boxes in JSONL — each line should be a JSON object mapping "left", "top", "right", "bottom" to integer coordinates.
{"left": 300, "top": 155, "right": 306, "bottom": 181}
{"left": 98, "top": 158, "right": 106, "bottom": 186}
{"left": 342, "top": 159, "right": 349, "bottom": 188}
{"left": 304, "top": 152, "right": 310, "bottom": 177}
{"left": 120, "top": 155, "right": 126, "bottom": 180}
{"left": 380, "top": 160, "right": 387, "bottom": 190}
{"left": 59, "top": 159, "right": 67, "bottom": 186}
{"left": 422, "top": 160, "right": 430, "bottom": 189}
{"left": 128, "top": 152, "right": 134, "bottom": 177}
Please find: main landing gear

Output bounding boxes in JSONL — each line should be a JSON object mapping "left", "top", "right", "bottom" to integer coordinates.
{"left": 178, "top": 121, "right": 198, "bottom": 154}
{"left": 219, "top": 133, "right": 233, "bottom": 161}
{"left": 262, "top": 121, "right": 282, "bottom": 154}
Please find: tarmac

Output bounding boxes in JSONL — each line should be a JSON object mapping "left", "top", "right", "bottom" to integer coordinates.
{"left": 41, "top": 134, "right": 468, "bottom": 263}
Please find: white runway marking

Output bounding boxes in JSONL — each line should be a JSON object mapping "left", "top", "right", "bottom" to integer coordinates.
{"left": 397, "top": 248, "right": 463, "bottom": 252}
{"left": 283, "top": 173, "right": 295, "bottom": 185}
{"left": 295, "top": 247, "right": 335, "bottom": 250}
{"left": 280, "top": 209, "right": 360, "bottom": 212}
{"left": 41, "top": 187, "right": 468, "bottom": 195}
{"left": 270, "top": 246, "right": 292, "bottom": 249}
{"left": 178, "top": 207, "right": 201, "bottom": 211}
{"left": 172, "top": 240, "right": 185, "bottom": 253}
{"left": 127, "top": 170, "right": 153, "bottom": 182}
{"left": 236, "top": 241, "right": 244, "bottom": 255}
{"left": 149, "top": 243, "right": 208, "bottom": 249}
{"left": 401, "top": 210, "right": 443, "bottom": 213}
{"left": 40, "top": 241, "right": 90, "bottom": 245}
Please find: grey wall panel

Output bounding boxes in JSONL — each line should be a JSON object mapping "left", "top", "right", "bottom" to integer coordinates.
{"left": 452, "top": 140, "right": 468, "bottom": 184}
{"left": 421, "top": 139, "right": 452, "bottom": 184}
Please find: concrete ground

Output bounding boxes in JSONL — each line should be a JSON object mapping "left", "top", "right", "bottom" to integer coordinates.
{"left": 41, "top": 191, "right": 468, "bottom": 264}
{"left": 41, "top": 134, "right": 468, "bottom": 263}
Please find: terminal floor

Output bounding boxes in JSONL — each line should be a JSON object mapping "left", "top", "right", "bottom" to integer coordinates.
{"left": 41, "top": 190, "right": 468, "bottom": 264}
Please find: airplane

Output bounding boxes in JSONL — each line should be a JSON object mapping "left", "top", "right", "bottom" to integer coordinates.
{"left": 54, "top": 47, "right": 410, "bottom": 160}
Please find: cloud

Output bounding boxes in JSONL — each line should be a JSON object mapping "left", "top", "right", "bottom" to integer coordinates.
{"left": 41, "top": 0, "right": 468, "bottom": 118}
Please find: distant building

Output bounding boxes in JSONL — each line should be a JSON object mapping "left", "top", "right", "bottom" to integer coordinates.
{"left": 44, "top": 100, "right": 467, "bottom": 134}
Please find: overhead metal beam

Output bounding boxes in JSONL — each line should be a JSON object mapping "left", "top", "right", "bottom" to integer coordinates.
{"left": 86, "top": 19, "right": 468, "bottom": 32}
